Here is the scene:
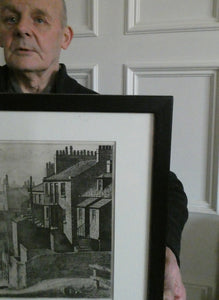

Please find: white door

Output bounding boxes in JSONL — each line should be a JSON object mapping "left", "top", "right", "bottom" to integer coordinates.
{"left": 0, "top": 0, "right": 218, "bottom": 299}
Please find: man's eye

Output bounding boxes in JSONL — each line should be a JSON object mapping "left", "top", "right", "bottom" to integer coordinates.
{"left": 35, "top": 17, "right": 45, "bottom": 24}
{"left": 5, "top": 16, "right": 17, "bottom": 24}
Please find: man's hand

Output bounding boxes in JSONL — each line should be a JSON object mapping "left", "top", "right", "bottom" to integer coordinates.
{"left": 163, "top": 247, "right": 186, "bottom": 300}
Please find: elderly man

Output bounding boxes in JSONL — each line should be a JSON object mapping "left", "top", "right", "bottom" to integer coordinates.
{"left": 0, "top": 0, "right": 188, "bottom": 299}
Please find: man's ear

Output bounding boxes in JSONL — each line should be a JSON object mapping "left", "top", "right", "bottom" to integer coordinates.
{"left": 61, "top": 26, "right": 74, "bottom": 50}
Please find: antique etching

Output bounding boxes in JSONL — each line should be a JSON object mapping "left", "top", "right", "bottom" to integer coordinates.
{"left": 0, "top": 142, "right": 114, "bottom": 298}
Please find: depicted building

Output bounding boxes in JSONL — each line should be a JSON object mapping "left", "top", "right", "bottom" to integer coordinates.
{"left": 0, "top": 175, "right": 29, "bottom": 214}
{"left": 0, "top": 175, "right": 9, "bottom": 211}
{"left": 30, "top": 145, "right": 113, "bottom": 249}
{"left": 77, "top": 197, "right": 100, "bottom": 237}
{"left": 76, "top": 157, "right": 113, "bottom": 250}
{"left": 0, "top": 215, "right": 9, "bottom": 287}
{"left": 4, "top": 145, "right": 113, "bottom": 289}
{"left": 89, "top": 198, "right": 112, "bottom": 250}
{"left": 31, "top": 183, "right": 48, "bottom": 228}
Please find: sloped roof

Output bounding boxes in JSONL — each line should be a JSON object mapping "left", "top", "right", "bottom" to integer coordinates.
{"left": 97, "top": 173, "right": 112, "bottom": 179}
{"left": 32, "top": 183, "right": 44, "bottom": 192}
{"left": 90, "top": 198, "right": 111, "bottom": 209}
{"left": 81, "top": 182, "right": 112, "bottom": 198}
{"left": 45, "top": 160, "right": 97, "bottom": 181}
{"left": 77, "top": 197, "right": 100, "bottom": 208}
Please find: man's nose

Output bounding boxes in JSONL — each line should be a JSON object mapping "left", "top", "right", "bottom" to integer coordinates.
{"left": 14, "top": 17, "right": 32, "bottom": 37}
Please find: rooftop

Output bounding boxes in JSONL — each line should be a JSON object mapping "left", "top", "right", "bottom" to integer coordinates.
{"left": 81, "top": 182, "right": 112, "bottom": 198}
{"left": 90, "top": 198, "right": 111, "bottom": 209}
{"left": 97, "top": 173, "right": 112, "bottom": 179}
{"left": 45, "top": 160, "right": 97, "bottom": 181}
{"left": 32, "top": 183, "right": 44, "bottom": 192}
{"left": 77, "top": 197, "right": 100, "bottom": 208}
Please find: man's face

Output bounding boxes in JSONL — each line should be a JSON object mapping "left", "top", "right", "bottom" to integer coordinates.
{"left": 0, "top": 0, "right": 72, "bottom": 73}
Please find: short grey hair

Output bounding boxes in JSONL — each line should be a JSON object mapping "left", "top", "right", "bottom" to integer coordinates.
{"left": 61, "top": 0, "right": 67, "bottom": 27}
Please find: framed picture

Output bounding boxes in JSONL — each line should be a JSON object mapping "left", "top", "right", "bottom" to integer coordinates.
{"left": 0, "top": 94, "right": 173, "bottom": 300}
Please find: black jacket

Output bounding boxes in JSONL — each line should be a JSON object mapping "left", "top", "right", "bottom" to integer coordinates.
{"left": 0, "top": 64, "right": 96, "bottom": 94}
{"left": 0, "top": 63, "right": 188, "bottom": 263}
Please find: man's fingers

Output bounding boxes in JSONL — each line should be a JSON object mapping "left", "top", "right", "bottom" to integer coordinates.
{"left": 164, "top": 247, "right": 187, "bottom": 300}
{"left": 163, "top": 289, "right": 174, "bottom": 300}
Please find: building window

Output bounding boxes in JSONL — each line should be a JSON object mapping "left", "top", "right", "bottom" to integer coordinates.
{"left": 55, "top": 183, "right": 59, "bottom": 203}
{"left": 79, "top": 208, "right": 83, "bottom": 220}
{"left": 63, "top": 210, "right": 66, "bottom": 223}
{"left": 91, "top": 209, "right": 96, "bottom": 221}
{"left": 50, "top": 183, "right": 53, "bottom": 203}
{"left": 97, "top": 179, "right": 103, "bottom": 191}
{"left": 45, "top": 183, "right": 48, "bottom": 195}
{"left": 46, "top": 207, "right": 49, "bottom": 218}
{"left": 39, "top": 194, "right": 41, "bottom": 204}
{"left": 61, "top": 183, "right": 66, "bottom": 197}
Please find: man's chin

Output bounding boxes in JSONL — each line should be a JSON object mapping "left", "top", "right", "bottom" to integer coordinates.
{"left": 6, "top": 57, "right": 60, "bottom": 74}
{"left": 6, "top": 54, "right": 38, "bottom": 69}
{"left": 8, "top": 63, "right": 45, "bottom": 73}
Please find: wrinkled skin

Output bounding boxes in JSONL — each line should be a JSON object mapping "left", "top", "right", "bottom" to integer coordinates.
{"left": 0, "top": 0, "right": 73, "bottom": 92}
{"left": 163, "top": 247, "right": 186, "bottom": 300}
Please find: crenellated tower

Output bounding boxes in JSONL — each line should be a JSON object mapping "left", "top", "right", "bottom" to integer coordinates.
{"left": 45, "top": 145, "right": 113, "bottom": 177}
{"left": 96, "top": 145, "right": 113, "bottom": 165}
{"left": 46, "top": 146, "right": 97, "bottom": 175}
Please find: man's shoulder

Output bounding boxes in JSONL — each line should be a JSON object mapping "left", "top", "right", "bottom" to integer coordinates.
{"left": 56, "top": 64, "right": 98, "bottom": 94}
{"left": 0, "top": 65, "right": 9, "bottom": 92}
{"left": 0, "top": 65, "right": 9, "bottom": 76}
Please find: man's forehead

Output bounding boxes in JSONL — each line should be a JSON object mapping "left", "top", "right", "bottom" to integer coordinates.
{"left": 0, "top": 0, "right": 63, "bottom": 13}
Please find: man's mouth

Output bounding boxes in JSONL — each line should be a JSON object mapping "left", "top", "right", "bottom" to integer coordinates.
{"left": 14, "top": 47, "right": 35, "bottom": 55}
{"left": 17, "top": 47, "right": 31, "bottom": 51}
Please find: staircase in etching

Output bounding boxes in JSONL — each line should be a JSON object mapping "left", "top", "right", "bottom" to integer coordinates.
{"left": 77, "top": 238, "right": 93, "bottom": 252}
{"left": 21, "top": 211, "right": 44, "bottom": 228}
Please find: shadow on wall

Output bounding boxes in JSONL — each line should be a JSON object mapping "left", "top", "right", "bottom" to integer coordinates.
{"left": 180, "top": 213, "right": 219, "bottom": 300}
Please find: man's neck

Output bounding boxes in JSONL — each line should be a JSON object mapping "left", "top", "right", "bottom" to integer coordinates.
{"left": 10, "top": 66, "right": 59, "bottom": 93}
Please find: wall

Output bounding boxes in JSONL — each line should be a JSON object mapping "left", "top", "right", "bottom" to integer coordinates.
{"left": 62, "top": 181, "right": 72, "bottom": 244}
{"left": 90, "top": 209, "right": 99, "bottom": 240}
{"left": 60, "top": 1, "right": 219, "bottom": 298}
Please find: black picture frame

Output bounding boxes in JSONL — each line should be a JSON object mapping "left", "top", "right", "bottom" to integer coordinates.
{"left": 0, "top": 94, "right": 173, "bottom": 300}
